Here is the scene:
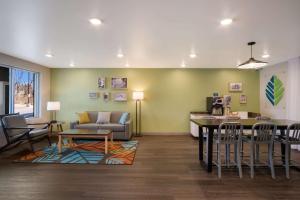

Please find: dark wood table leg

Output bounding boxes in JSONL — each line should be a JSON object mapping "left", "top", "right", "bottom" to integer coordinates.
{"left": 59, "top": 124, "right": 63, "bottom": 132}
{"left": 280, "top": 129, "right": 286, "bottom": 164}
{"left": 206, "top": 127, "right": 214, "bottom": 173}
{"left": 198, "top": 126, "right": 203, "bottom": 161}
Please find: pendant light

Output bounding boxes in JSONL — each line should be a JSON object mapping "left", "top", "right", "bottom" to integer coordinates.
{"left": 237, "top": 42, "right": 267, "bottom": 69}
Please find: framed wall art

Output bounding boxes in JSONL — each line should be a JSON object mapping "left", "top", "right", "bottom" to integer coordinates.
{"left": 240, "top": 94, "right": 247, "bottom": 104}
{"left": 98, "top": 77, "right": 106, "bottom": 89}
{"left": 111, "top": 77, "right": 127, "bottom": 89}
{"left": 113, "top": 92, "right": 127, "bottom": 101}
{"left": 88, "top": 92, "right": 99, "bottom": 99}
{"left": 103, "top": 92, "right": 110, "bottom": 102}
{"left": 229, "top": 82, "right": 243, "bottom": 92}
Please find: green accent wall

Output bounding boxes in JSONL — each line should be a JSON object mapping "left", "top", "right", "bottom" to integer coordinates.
{"left": 51, "top": 68, "right": 260, "bottom": 133}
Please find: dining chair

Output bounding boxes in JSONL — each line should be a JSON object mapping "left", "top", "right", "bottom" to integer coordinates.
{"left": 214, "top": 122, "right": 243, "bottom": 178}
{"left": 223, "top": 115, "right": 241, "bottom": 163}
{"left": 276, "top": 123, "right": 300, "bottom": 178}
{"left": 243, "top": 122, "right": 277, "bottom": 179}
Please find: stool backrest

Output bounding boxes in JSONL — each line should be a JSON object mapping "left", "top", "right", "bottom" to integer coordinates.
{"left": 286, "top": 123, "right": 300, "bottom": 142}
{"left": 217, "top": 122, "right": 242, "bottom": 143}
{"left": 251, "top": 122, "right": 276, "bottom": 143}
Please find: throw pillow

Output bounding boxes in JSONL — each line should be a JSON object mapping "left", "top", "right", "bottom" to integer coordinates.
{"left": 77, "top": 112, "right": 90, "bottom": 124}
{"left": 119, "top": 112, "right": 128, "bottom": 124}
{"left": 96, "top": 112, "right": 111, "bottom": 124}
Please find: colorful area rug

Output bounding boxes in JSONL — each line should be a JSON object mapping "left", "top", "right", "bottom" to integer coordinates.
{"left": 15, "top": 140, "right": 138, "bottom": 165}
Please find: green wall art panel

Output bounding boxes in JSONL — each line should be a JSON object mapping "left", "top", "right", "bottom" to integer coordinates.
{"left": 265, "top": 75, "right": 285, "bottom": 106}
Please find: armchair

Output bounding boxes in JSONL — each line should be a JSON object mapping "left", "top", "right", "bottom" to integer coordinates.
{"left": 0, "top": 113, "right": 51, "bottom": 152}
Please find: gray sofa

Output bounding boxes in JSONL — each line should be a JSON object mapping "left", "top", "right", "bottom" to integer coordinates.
{"left": 70, "top": 111, "right": 133, "bottom": 140}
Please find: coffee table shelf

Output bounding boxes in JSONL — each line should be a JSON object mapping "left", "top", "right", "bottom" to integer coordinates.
{"left": 58, "top": 129, "right": 113, "bottom": 154}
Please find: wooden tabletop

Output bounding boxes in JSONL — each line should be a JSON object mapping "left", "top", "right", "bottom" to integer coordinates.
{"left": 59, "top": 129, "right": 112, "bottom": 136}
{"left": 191, "top": 118, "right": 299, "bottom": 129}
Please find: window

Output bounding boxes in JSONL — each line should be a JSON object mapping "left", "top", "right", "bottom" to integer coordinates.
{"left": 9, "top": 68, "right": 40, "bottom": 118}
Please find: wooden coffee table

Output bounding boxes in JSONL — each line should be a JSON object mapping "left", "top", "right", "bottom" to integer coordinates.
{"left": 57, "top": 129, "right": 113, "bottom": 154}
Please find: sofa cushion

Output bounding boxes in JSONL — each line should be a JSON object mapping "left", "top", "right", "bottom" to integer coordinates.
{"left": 96, "top": 112, "right": 111, "bottom": 124}
{"left": 77, "top": 112, "right": 90, "bottom": 124}
{"left": 87, "top": 111, "right": 99, "bottom": 123}
{"left": 119, "top": 112, "right": 128, "bottom": 124}
{"left": 75, "top": 123, "right": 100, "bottom": 129}
{"left": 99, "top": 123, "right": 125, "bottom": 132}
{"left": 110, "top": 112, "right": 124, "bottom": 123}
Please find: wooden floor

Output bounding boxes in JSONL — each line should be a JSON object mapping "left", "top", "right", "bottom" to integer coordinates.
{"left": 1, "top": 135, "right": 300, "bottom": 200}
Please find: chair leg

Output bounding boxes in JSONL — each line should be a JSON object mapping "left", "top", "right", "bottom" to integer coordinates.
{"left": 225, "top": 144, "right": 230, "bottom": 167}
{"left": 255, "top": 144, "right": 260, "bottom": 163}
{"left": 218, "top": 143, "right": 221, "bottom": 179}
{"left": 269, "top": 144, "right": 276, "bottom": 179}
{"left": 236, "top": 142, "right": 242, "bottom": 178}
{"left": 28, "top": 140, "right": 34, "bottom": 152}
{"left": 250, "top": 143, "right": 255, "bottom": 179}
{"left": 47, "top": 136, "right": 52, "bottom": 147}
{"left": 285, "top": 144, "right": 290, "bottom": 179}
{"left": 234, "top": 143, "right": 238, "bottom": 163}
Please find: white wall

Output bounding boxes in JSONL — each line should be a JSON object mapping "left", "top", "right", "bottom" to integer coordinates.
{"left": 260, "top": 61, "right": 288, "bottom": 119}
{"left": 260, "top": 57, "right": 300, "bottom": 150}
{"left": 0, "top": 53, "right": 51, "bottom": 121}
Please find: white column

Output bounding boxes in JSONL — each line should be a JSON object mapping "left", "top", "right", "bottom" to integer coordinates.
{"left": 287, "top": 57, "right": 300, "bottom": 150}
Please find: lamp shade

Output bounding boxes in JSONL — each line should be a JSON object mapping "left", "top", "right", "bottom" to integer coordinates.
{"left": 47, "top": 101, "right": 61, "bottom": 111}
{"left": 132, "top": 91, "right": 144, "bottom": 100}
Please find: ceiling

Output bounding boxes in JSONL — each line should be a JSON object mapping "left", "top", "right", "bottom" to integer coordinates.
{"left": 0, "top": 0, "right": 300, "bottom": 68}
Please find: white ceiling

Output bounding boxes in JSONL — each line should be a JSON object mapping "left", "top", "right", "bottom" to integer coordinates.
{"left": 0, "top": 0, "right": 300, "bottom": 68}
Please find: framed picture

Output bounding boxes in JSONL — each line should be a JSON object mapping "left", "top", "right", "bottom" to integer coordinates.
{"left": 240, "top": 94, "right": 247, "bottom": 104}
{"left": 229, "top": 82, "right": 243, "bottom": 92}
{"left": 103, "top": 92, "right": 110, "bottom": 102}
{"left": 88, "top": 92, "right": 99, "bottom": 99}
{"left": 113, "top": 92, "right": 127, "bottom": 101}
{"left": 98, "top": 77, "right": 106, "bottom": 89}
{"left": 111, "top": 77, "right": 127, "bottom": 89}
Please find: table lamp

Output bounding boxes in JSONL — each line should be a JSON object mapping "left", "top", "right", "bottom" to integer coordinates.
{"left": 132, "top": 91, "right": 144, "bottom": 136}
{"left": 47, "top": 101, "right": 60, "bottom": 123}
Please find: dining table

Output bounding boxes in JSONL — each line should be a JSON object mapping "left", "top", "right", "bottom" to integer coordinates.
{"left": 191, "top": 118, "right": 298, "bottom": 173}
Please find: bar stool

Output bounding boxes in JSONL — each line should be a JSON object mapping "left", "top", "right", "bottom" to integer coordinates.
{"left": 214, "top": 122, "right": 243, "bottom": 179}
{"left": 243, "top": 122, "right": 277, "bottom": 179}
{"left": 276, "top": 123, "right": 300, "bottom": 179}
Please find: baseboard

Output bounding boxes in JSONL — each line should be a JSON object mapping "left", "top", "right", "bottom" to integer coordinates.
{"left": 139, "top": 132, "right": 189, "bottom": 135}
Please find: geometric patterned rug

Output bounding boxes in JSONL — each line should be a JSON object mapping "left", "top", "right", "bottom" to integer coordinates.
{"left": 15, "top": 140, "right": 138, "bottom": 165}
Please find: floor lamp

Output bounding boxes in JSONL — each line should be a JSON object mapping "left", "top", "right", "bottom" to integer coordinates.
{"left": 132, "top": 91, "right": 144, "bottom": 137}
{"left": 47, "top": 101, "right": 60, "bottom": 123}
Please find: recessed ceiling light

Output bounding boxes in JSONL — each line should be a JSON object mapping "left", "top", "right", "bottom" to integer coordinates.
{"left": 262, "top": 54, "right": 270, "bottom": 58}
{"left": 89, "top": 18, "right": 102, "bottom": 26}
{"left": 125, "top": 61, "right": 130, "bottom": 67}
{"left": 220, "top": 18, "right": 233, "bottom": 26}
{"left": 181, "top": 60, "right": 186, "bottom": 67}
{"left": 45, "top": 53, "right": 53, "bottom": 58}
{"left": 69, "top": 62, "right": 75, "bottom": 67}
{"left": 117, "top": 49, "right": 124, "bottom": 58}
{"left": 189, "top": 53, "right": 197, "bottom": 58}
